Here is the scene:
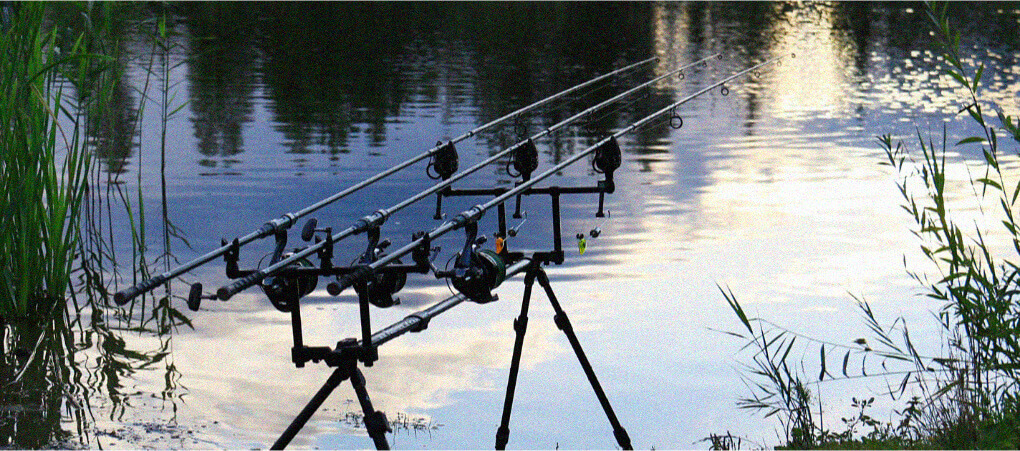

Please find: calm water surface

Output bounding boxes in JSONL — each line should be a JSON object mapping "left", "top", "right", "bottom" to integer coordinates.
{"left": 13, "top": 2, "right": 1020, "bottom": 449}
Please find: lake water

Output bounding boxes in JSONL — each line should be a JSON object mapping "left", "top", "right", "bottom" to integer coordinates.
{"left": 9, "top": 2, "right": 1020, "bottom": 449}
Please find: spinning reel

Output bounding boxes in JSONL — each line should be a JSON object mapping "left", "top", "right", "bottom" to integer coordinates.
{"left": 442, "top": 221, "right": 506, "bottom": 304}
{"left": 262, "top": 252, "right": 318, "bottom": 312}
{"left": 186, "top": 237, "right": 318, "bottom": 313}
{"left": 261, "top": 227, "right": 319, "bottom": 312}
{"left": 344, "top": 238, "right": 407, "bottom": 309}
{"left": 312, "top": 219, "right": 407, "bottom": 308}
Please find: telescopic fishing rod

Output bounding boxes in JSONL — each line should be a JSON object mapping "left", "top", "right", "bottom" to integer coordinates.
{"left": 213, "top": 53, "right": 722, "bottom": 302}
{"left": 112, "top": 56, "right": 658, "bottom": 305}
{"left": 323, "top": 53, "right": 789, "bottom": 297}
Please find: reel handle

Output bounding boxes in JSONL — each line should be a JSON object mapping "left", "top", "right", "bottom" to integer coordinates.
{"left": 187, "top": 283, "right": 218, "bottom": 311}
{"left": 301, "top": 218, "right": 318, "bottom": 242}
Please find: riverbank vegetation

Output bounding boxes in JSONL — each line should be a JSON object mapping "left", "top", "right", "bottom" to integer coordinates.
{"left": 0, "top": 3, "right": 104, "bottom": 319}
{"left": 0, "top": 4, "right": 191, "bottom": 447}
{"left": 722, "top": 3, "right": 1020, "bottom": 448}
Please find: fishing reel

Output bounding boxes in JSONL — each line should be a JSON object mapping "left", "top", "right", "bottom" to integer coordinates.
{"left": 187, "top": 235, "right": 318, "bottom": 313}
{"left": 442, "top": 221, "right": 506, "bottom": 304}
{"left": 351, "top": 240, "right": 407, "bottom": 309}
{"left": 451, "top": 247, "right": 505, "bottom": 304}
{"left": 325, "top": 226, "right": 406, "bottom": 308}
{"left": 262, "top": 251, "right": 318, "bottom": 312}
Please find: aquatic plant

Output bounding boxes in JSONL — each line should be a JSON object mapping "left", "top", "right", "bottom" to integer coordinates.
{"left": 0, "top": 3, "right": 111, "bottom": 319}
{"left": 722, "top": 1, "right": 1020, "bottom": 448}
{"left": 0, "top": 5, "right": 126, "bottom": 447}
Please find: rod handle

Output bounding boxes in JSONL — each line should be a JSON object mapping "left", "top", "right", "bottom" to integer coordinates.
{"left": 113, "top": 274, "right": 166, "bottom": 305}
{"left": 327, "top": 265, "right": 372, "bottom": 296}
{"left": 217, "top": 270, "right": 265, "bottom": 301}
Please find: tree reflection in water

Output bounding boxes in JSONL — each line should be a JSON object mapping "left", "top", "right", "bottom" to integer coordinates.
{"left": 5, "top": 2, "right": 1019, "bottom": 448}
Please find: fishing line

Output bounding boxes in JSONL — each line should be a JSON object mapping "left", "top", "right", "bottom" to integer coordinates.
{"left": 581, "top": 54, "right": 725, "bottom": 136}
{"left": 323, "top": 55, "right": 792, "bottom": 297}
{"left": 508, "top": 71, "right": 639, "bottom": 151}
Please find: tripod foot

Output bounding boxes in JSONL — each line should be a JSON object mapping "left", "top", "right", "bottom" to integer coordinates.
{"left": 614, "top": 427, "right": 633, "bottom": 450}
{"left": 364, "top": 410, "right": 392, "bottom": 449}
{"left": 351, "top": 367, "right": 391, "bottom": 449}
{"left": 495, "top": 425, "right": 510, "bottom": 450}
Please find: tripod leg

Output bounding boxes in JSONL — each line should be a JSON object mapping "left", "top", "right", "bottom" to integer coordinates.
{"left": 272, "top": 367, "right": 349, "bottom": 450}
{"left": 535, "top": 269, "right": 633, "bottom": 450}
{"left": 350, "top": 366, "right": 392, "bottom": 450}
{"left": 495, "top": 264, "right": 539, "bottom": 450}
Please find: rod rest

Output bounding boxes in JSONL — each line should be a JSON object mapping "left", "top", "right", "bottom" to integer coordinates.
{"left": 427, "top": 141, "right": 458, "bottom": 180}
{"left": 592, "top": 136, "right": 622, "bottom": 179}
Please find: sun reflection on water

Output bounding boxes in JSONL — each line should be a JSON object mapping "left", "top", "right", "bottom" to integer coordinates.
{"left": 766, "top": 2, "right": 859, "bottom": 119}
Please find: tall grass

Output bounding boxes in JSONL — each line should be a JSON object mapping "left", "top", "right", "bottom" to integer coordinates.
{"left": 0, "top": 4, "right": 126, "bottom": 447}
{"left": 0, "top": 3, "right": 107, "bottom": 318}
{"left": 722, "top": 2, "right": 1020, "bottom": 448}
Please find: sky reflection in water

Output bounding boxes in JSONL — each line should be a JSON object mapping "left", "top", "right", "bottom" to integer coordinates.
{"left": 47, "top": 2, "right": 1020, "bottom": 449}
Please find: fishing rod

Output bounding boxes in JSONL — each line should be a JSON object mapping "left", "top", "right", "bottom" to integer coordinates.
{"left": 213, "top": 53, "right": 721, "bottom": 302}
{"left": 262, "top": 54, "right": 791, "bottom": 450}
{"left": 323, "top": 53, "right": 789, "bottom": 297}
{"left": 112, "top": 56, "right": 658, "bottom": 305}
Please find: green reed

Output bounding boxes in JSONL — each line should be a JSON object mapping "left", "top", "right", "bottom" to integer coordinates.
{"left": 3, "top": 4, "right": 191, "bottom": 447}
{"left": 0, "top": 3, "right": 105, "bottom": 318}
{"left": 1, "top": 3, "right": 119, "bottom": 446}
{"left": 721, "top": 2, "right": 1020, "bottom": 448}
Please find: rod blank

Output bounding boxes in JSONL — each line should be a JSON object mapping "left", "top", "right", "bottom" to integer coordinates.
{"left": 113, "top": 57, "right": 658, "bottom": 305}
{"left": 215, "top": 54, "right": 720, "bottom": 301}
{"left": 328, "top": 54, "right": 791, "bottom": 292}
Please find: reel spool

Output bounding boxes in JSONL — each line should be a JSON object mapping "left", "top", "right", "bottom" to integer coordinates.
{"left": 451, "top": 249, "right": 506, "bottom": 304}
{"left": 359, "top": 262, "right": 407, "bottom": 308}
{"left": 261, "top": 251, "right": 318, "bottom": 312}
